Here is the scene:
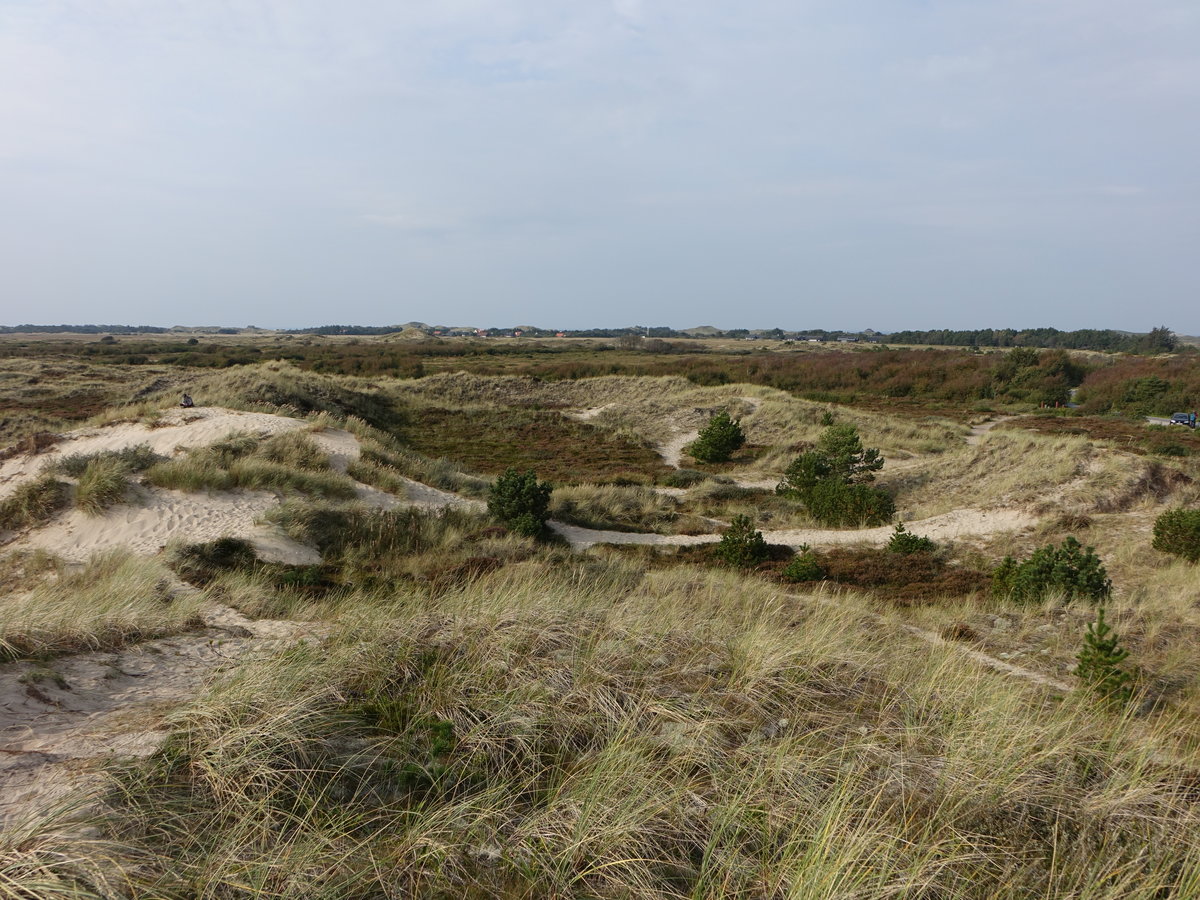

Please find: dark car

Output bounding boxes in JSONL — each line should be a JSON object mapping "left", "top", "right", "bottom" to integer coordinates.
{"left": 1170, "top": 412, "right": 1195, "bottom": 427}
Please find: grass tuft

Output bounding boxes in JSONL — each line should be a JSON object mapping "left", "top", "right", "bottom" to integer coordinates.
{"left": 0, "top": 475, "right": 70, "bottom": 532}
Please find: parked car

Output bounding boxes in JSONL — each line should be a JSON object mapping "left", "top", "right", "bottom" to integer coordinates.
{"left": 1170, "top": 412, "right": 1195, "bottom": 427}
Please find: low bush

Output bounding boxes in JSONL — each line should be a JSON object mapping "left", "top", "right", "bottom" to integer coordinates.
{"left": 488, "top": 468, "right": 552, "bottom": 537}
{"left": 782, "top": 547, "right": 823, "bottom": 582}
{"left": 806, "top": 480, "right": 895, "bottom": 528}
{"left": 1151, "top": 508, "right": 1200, "bottom": 563}
{"left": 687, "top": 411, "right": 745, "bottom": 463}
{"left": 0, "top": 475, "right": 69, "bottom": 531}
{"left": 815, "top": 548, "right": 990, "bottom": 603}
{"left": 993, "top": 536, "right": 1111, "bottom": 603}
{"left": 776, "top": 424, "right": 893, "bottom": 527}
{"left": 887, "top": 521, "right": 935, "bottom": 555}
{"left": 714, "top": 515, "right": 768, "bottom": 568}
{"left": 549, "top": 483, "right": 680, "bottom": 533}
{"left": 661, "top": 468, "right": 709, "bottom": 488}
{"left": 168, "top": 537, "right": 260, "bottom": 585}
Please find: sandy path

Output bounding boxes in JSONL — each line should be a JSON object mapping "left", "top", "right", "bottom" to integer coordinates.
{"left": 552, "top": 506, "right": 1034, "bottom": 550}
{"left": 966, "top": 416, "right": 1017, "bottom": 446}
{"left": 0, "top": 598, "right": 326, "bottom": 827}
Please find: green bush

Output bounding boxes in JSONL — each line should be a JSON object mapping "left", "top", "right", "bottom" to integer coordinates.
{"left": 661, "top": 468, "right": 709, "bottom": 488}
{"left": 782, "top": 548, "right": 824, "bottom": 582}
{"left": 687, "top": 411, "right": 745, "bottom": 463}
{"left": 169, "top": 537, "right": 259, "bottom": 585}
{"left": 1152, "top": 508, "right": 1200, "bottom": 563}
{"left": 887, "top": 521, "right": 935, "bottom": 555}
{"left": 993, "top": 536, "right": 1111, "bottom": 603}
{"left": 776, "top": 451, "right": 834, "bottom": 498}
{"left": 806, "top": 481, "right": 895, "bottom": 528}
{"left": 488, "top": 468, "right": 552, "bottom": 537}
{"left": 714, "top": 515, "right": 768, "bottom": 568}
{"left": 776, "top": 425, "right": 892, "bottom": 527}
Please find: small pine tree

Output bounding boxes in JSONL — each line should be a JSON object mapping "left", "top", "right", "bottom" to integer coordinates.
{"left": 488, "top": 468, "right": 552, "bottom": 537}
{"left": 714, "top": 514, "right": 768, "bottom": 568}
{"left": 887, "top": 521, "right": 935, "bottom": 554}
{"left": 816, "top": 424, "right": 884, "bottom": 484}
{"left": 687, "top": 411, "right": 745, "bottom": 463}
{"left": 1075, "top": 607, "right": 1133, "bottom": 704}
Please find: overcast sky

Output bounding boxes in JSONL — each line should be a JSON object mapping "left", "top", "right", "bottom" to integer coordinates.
{"left": 2, "top": 1, "right": 1198, "bottom": 331}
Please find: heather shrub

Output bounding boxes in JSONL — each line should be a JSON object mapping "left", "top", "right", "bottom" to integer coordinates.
{"left": 1151, "top": 508, "right": 1200, "bottom": 563}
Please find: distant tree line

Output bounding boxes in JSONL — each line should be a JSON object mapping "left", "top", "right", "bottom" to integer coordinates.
{"left": 883, "top": 326, "right": 1178, "bottom": 354}
{"left": 0, "top": 324, "right": 171, "bottom": 334}
{"left": 1, "top": 323, "right": 1182, "bottom": 356}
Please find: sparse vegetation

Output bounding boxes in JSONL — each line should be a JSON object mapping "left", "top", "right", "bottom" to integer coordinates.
{"left": 0, "top": 551, "right": 205, "bottom": 660}
{"left": 4, "top": 345, "right": 1200, "bottom": 896}
{"left": 145, "top": 430, "right": 357, "bottom": 498}
{"left": 1152, "top": 508, "right": 1200, "bottom": 563}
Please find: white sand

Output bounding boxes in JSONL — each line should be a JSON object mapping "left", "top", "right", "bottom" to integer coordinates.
{"left": 17, "top": 487, "right": 321, "bottom": 565}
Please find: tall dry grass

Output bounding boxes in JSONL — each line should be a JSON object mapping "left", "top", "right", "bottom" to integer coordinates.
{"left": 0, "top": 551, "right": 207, "bottom": 661}
{"left": 3, "top": 559, "right": 1188, "bottom": 897}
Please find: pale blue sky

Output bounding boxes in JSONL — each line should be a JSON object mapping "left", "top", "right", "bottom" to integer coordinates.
{"left": 2, "top": 1, "right": 1197, "bottom": 331}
